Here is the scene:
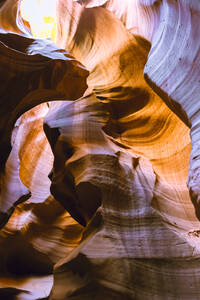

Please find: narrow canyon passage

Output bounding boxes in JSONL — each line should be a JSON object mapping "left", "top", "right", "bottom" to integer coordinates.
{"left": 0, "top": 0, "right": 200, "bottom": 299}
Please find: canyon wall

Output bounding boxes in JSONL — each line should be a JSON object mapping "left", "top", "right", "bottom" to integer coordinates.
{"left": 0, "top": 0, "right": 200, "bottom": 299}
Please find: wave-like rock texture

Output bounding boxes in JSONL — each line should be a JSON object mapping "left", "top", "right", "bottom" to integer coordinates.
{"left": 44, "top": 93, "right": 199, "bottom": 300}
{"left": 0, "top": 0, "right": 200, "bottom": 299}
{"left": 40, "top": 2, "right": 200, "bottom": 299}
{"left": 0, "top": 30, "right": 88, "bottom": 228}
{"left": 142, "top": 0, "right": 200, "bottom": 220}
{"left": 0, "top": 103, "right": 83, "bottom": 298}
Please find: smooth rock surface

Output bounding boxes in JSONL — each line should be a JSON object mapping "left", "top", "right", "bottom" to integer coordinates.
{"left": 0, "top": 30, "right": 88, "bottom": 227}
{"left": 0, "top": 0, "right": 200, "bottom": 299}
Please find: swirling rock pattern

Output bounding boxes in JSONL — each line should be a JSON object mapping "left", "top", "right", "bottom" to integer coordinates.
{"left": 0, "top": 30, "right": 88, "bottom": 228}
{"left": 142, "top": 0, "right": 200, "bottom": 219}
{"left": 45, "top": 93, "right": 200, "bottom": 300}
{"left": 0, "top": 0, "right": 200, "bottom": 299}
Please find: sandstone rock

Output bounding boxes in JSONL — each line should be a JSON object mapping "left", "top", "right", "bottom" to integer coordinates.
{"left": 0, "top": 0, "right": 200, "bottom": 299}
{"left": 0, "top": 31, "right": 88, "bottom": 227}
{"left": 142, "top": 0, "right": 200, "bottom": 219}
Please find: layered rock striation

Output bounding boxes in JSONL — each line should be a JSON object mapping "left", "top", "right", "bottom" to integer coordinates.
{"left": 0, "top": 0, "right": 200, "bottom": 299}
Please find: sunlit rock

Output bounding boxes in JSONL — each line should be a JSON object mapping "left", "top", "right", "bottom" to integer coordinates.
{"left": 0, "top": 0, "right": 200, "bottom": 299}
{"left": 0, "top": 30, "right": 88, "bottom": 227}
{"left": 143, "top": 0, "right": 200, "bottom": 219}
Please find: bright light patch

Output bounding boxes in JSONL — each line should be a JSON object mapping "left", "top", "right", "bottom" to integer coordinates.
{"left": 20, "top": 0, "right": 56, "bottom": 40}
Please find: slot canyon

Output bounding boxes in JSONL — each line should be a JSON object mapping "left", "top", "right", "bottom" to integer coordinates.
{"left": 0, "top": 0, "right": 200, "bottom": 299}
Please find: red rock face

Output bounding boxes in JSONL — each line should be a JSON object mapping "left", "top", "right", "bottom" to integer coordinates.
{"left": 0, "top": 1, "right": 200, "bottom": 299}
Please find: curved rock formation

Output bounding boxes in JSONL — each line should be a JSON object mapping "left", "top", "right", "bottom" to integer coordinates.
{"left": 0, "top": 30, "right": 88, "bottom": 227}
{"left": 41, "top": 3, "right": 200, "bottom": 298}
{"left": 0, "top": 0, "right": 200, "bottom": 299}
{"left": 142, "top": 0, "right": 200, "bottom": 220}
{"left": 45, "top": 92, "right": 200, "bottom": 300}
